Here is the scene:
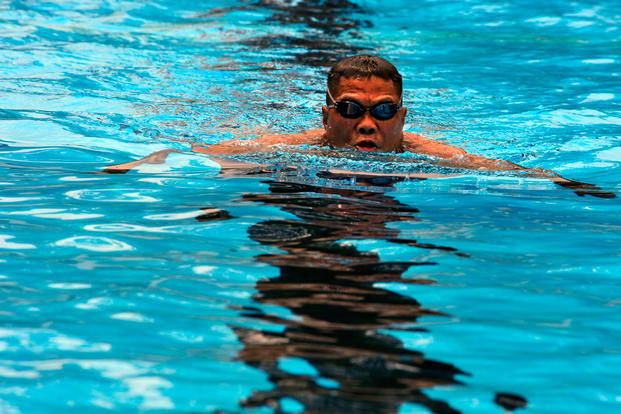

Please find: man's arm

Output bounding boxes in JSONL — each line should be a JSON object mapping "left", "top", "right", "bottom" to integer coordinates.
{"left": 101, "top": 149, "right": 182, "bottom": 174}
{"left": 101, "top": 130, "right": 323, "bottom": 174}
{"left": 191, "top": 129, "right": 325, "bottom": 155}
{"left": 101, "top": 131, "right": 614, "bottom": 198}
{"left": 403, "top": 132, "right": 616, "bottom": 198}
{"left": 404, "top": 132, "right": 522, "bottom": 170}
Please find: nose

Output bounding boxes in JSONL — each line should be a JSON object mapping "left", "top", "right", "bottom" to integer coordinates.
{"left": 356, "top": 112, "right": 377, "bottom": 135}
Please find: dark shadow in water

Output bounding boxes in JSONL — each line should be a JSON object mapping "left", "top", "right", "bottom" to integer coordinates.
{"left": 200, "top": 0, "right": 372, "bottom": 67}
{"left": 231, "top": 179, "right": 469, "bottom": 413}
{"left": 196, "top": 174, "right": 528, "bottom": 412}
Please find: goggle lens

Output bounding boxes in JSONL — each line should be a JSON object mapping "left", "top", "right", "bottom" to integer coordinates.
{"left": 334, "top": 100, "right": 400, "bottom": 121}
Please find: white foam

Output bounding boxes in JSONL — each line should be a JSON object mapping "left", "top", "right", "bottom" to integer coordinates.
{"left": 0, "top": 366, "right": 39, "bottom": 379}
{"left": 0, "top": 399, "right": 19, "bottom": 414}
{"left": 138, "top": 177, "right": 168, "bottom": 185}
{"left": 65, "top": 189, "right": 161, "bottom": 203}
{"left": 566, "top": 6, "right": 601, "bottom": 18}
{"left": 525, "top": 17, "right": 561, "bottom": 26}
{"left": 4, "top": 208, "right": 63, "bottom": 215}
{"left": 49, "top": 337, "right": 111, "bottom": 352}
{"left": 121, "top": 376, "right": 174, "bottom": 410}
{"left": 472, "top": 5, "right": 503, "bottom": 12}
{"left": 48, "top": 283, "right": 92, "bottom": 290}
{"left": 110, "top": 312, "right": 153, "bottom": 323}
{"left": 59, "top": 175, "right": 107, "bottom": 182}
{"left": 597, "top": 147, "right": 621, "bottom": 162}
{"left": 52, "top": 236, "right": 134, "bottom": 252}
{"left": 581, "top": 93, "right": 615, "bottom": 103}
{"left": 192, "top": 265, "right": 217, "bottom": 275}
{"left": 568, "top": 21, "right": 595, "bottom": 28}
{"left": 0, "top": 235, "right": 35, "bottom": 249}
{"left": 400, "top": 334, "right": 434, "bottom": 349}
{"left": 1, "top": 208, "right": 100, "bottom": 220}
{"left": 160, "top": 330, "right": 205, "bottom": 343}
{"left": 77, "top": 359, "right": 151, "bottom": 379}
{"left": 36, "top": 212, "right": 104, "bottom": 220}
{"left": 545, "top": 109, "right": 621, "bottom": 127}
{"left": 48, "top": 336, "right": 87, "bottom": 350}
{"left": 582, "top": 58, "right": 615, "bottom": 64}
{"left": 91, "top": 395, "right": 115, "bottom": 410}
{"left": 84, "top": 223, "right": 172, "bottom": 233}
{"left": 0, "top": 197, "right": 40, "bottom": 203}
{"left": 144, "top": 210, "right": 205, "bottom": 220}
{"left": 75, "top": 297, "right": 111, "bottom": 310}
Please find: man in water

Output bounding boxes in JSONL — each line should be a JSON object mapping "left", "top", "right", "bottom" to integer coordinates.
{"left": 105, "top": 55, "right": 613, "bottom": 197}
{"left": 192, "top": 54, "right": 515, "bottom": 170}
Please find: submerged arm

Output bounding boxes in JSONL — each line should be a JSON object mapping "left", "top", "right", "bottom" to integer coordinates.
{"left": 101, "top": 149, "right": 182, "bottom": 174}
{"left": 101, "top": 131, "right": 615, "bottom": 198}
{"left": 191, "top": 129, "right": 325, "bottom": 155}
{"left": 101, "top": 149, "right": 266, "bottom": 176}
{"left": 101, "top": 130, "right": 324, "bottom": 174}
{"left": 403, "top": 132, "right": 616, "bottom": 198}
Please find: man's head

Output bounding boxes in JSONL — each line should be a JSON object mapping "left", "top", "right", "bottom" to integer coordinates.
{"left": 322, "top": 55, "right": 407, "bottom": 152}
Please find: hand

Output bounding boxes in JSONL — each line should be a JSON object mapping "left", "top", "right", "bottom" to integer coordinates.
{"left": 551, "top": 177, "right": 616, "bottom": 199}
{"left": 100, "top": 149, "right": 182, "bottom": 174}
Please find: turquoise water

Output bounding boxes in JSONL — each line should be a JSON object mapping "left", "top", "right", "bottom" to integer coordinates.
{"left": 1, "top": 1, "right": 620, "bottom": 413}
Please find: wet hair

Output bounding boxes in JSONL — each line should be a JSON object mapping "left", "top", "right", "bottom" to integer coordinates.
{"left": 326, "top": 55, "right": 403, "bottom": 104}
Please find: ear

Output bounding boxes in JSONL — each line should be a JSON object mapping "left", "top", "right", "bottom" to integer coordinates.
{"left": 400, "top": 106, "right": 407, "bottom": 127}
{"left": 322, "top": 105, "right": 329, "bottom": 129}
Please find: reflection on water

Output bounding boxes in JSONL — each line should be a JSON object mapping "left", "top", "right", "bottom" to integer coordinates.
{"left": 232, "top": 179, "right": 470, "bottom": 413}
{"left": 201, "top": 0, "right": 371, "bottom": 66}
{"left": 250, "top": 0, "right": 371, "bottom": 66}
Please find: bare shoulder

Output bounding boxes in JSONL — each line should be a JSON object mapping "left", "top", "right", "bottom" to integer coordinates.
{"left": 193, "top": 129, "right": 325, "bottom": 155}
{"left": 258, "top": 129, "right": 325, "bottom": 146}
{"left": 403, "top": 131, "right": 527, "bottom": 172}
{"left": 402, "top": 132, "right": 467, "bottom": 159}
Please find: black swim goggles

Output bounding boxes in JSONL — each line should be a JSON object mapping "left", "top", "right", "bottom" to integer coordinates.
{"left": 326, "top": 87, "right": 402, "bottom": 121}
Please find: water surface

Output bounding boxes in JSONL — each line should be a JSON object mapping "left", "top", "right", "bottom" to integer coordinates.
{"left": 0, "top": 1, "right": 620, "bottom": 413}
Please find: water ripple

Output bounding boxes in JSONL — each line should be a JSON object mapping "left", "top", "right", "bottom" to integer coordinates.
{"left": 65, "top": 188, "right": 161, "bottom": 202}
{"left": 0, "top": 235, "right": 36, "bottom": 249}
{"left": 84, "top": 223, "right": 174, "bottom": 233}
{"left": 52, "top": 236, "right": 135, "bottom": 252}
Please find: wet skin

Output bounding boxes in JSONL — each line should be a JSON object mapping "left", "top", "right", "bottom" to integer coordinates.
{"left": 322, "top": 76, "right": 407, "bottom": 152}
{"left": 103, "top": 79, "right": 616, "bottom": 198}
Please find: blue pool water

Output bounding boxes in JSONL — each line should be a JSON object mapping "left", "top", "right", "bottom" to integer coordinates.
{"left": 1, "top": 1, "right": 620, "bottom": 413}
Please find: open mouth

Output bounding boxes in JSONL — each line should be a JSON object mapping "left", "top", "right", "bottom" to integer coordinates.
{"left": 354, "top": 140, "right": 378, "bottom": 151}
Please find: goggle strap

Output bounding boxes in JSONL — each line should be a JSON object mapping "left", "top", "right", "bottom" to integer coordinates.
{"left": 326, "top": 86, "right": 337, "bottom": 106}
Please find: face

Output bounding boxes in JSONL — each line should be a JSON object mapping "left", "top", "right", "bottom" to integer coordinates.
{"left": 322, "top": 76, "right": 407, "bottom": 152}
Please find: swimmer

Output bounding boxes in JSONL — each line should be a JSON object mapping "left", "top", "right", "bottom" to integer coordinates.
{"left": 105, "top": 55, "right": 614, "bottom": 198}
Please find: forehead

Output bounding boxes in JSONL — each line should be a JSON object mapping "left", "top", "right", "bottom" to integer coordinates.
{"left": 335, "top": 76, "right": 399, "bottom": 99}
